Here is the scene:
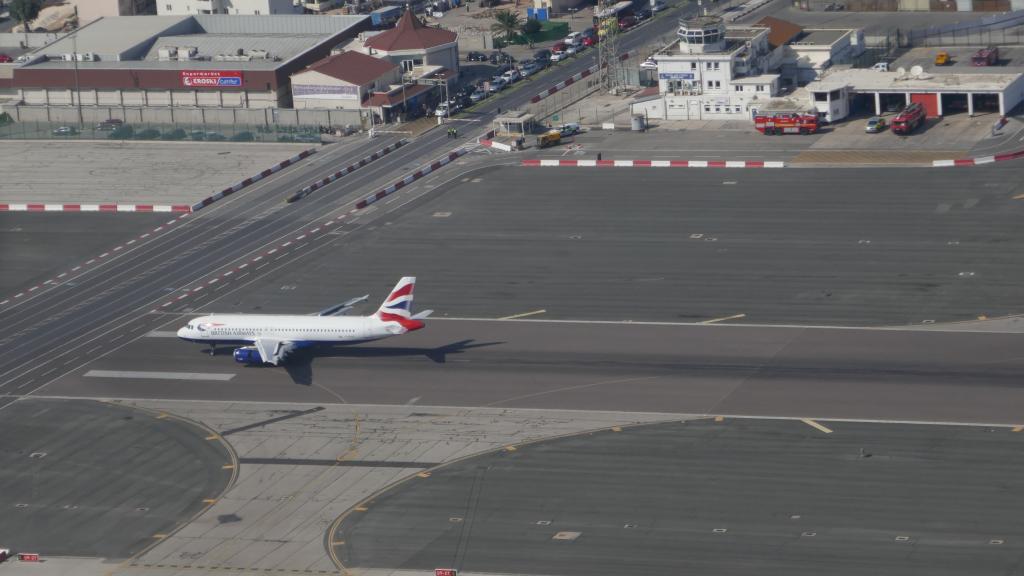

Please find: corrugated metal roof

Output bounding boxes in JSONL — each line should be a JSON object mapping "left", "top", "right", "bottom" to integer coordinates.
{"left": 194, "top": 14, "right": 366, "bottom": 34}
{"left": 144, "top": 34, "right": 328, "bottom": 63}
{"left": 36, "top": 16, "right": 196, "bottom": 60}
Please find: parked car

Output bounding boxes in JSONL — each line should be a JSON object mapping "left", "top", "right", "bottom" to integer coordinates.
{"left": 52, "top": 125, "right": 78, "bottom": 136}
{"left": 0, "top": 53, "right": 13, "bottom": 63}
{"left": 487, "top": 76, "right": 508, "bottom": 92}
{"left": 934, "top": 50, "right": 951, "bottom": 66}
{"left": 564, "top": 45, "right": 578, "bottom": 56}
{"left": 534, "top": 49, "right": 552, "bottom": 62}
{"left": 635, "top": 8, "right": 652, "bottom": 20}
{"left": 95, "top": 118, "right": 124, "bottom": 131}
{"left": 435, "top": 102, "right": 451, "bottom": 117}
{"left": 557, "top": 122, "right": 582, "bottom": 137}
{"left": 640, "top": 58, "right": 658, "bottom": 69}
{"left": 864, "top": 116, "right": 887, "bottom": 133}
{"left": 501, "top": 68, "right": 521, "bottom": 82}
{"left": 469, "top": 88, "right": 488, "bottom": 102}
{"left": 552, "top": 41, "right": 568, "bottom": 53}
{"left": 550, "top": 50, "right": 567, "bottom": 62}
{"left": 466, "top": 51, "right": 488, "bottom": 62}
{"left": 520, "top": 60, "right": 541, "bottom": 77}
{"left": 565, "top": 31, "right": 583, "bottom": 46}
{"left": 618, "top": 14, "right": 637, "bottom": 28}
{"left": 582, "top": 35, "right": 598, "bottom": 47}
{"left": 652, "top": 1, "right": 667, "bottom": 12}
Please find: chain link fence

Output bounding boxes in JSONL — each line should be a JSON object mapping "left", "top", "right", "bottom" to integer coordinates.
{"left": 0, "top": 120, "right": 329, "bottom": 143}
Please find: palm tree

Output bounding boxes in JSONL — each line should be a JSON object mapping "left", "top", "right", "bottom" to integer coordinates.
{"left": 521, "top": 17, "right": 541, "bottom": 48}
{"left": 490, "top": 10, "right": 521, "bottom": 45}
{"left": 9, "top": 0, "right": 40, "bottom": 49}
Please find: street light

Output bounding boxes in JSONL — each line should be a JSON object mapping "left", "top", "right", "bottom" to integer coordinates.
{"left": 568, "top": 6, "right": 576, "bottom": 18}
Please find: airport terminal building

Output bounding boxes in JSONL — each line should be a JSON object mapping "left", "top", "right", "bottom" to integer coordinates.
{"left": 11, "top": 14, "right": 369, "bottom": 109}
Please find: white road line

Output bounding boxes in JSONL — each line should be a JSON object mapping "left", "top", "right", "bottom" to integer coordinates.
{"left": 84, "top": 370, "right": 235, "bottom": 381}
{"left": 145, "top": 331, "right": 180, "bottom": 338}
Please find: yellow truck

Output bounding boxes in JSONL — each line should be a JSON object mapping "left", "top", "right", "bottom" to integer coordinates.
{"left": 536, "top": 130, "right": 562, "bottom": 148}
{"left": 935, "top": 51, "right": 951, "bottom": 66}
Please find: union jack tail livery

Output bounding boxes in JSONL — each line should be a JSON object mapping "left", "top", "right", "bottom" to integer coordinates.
{"left": 376, "top": 276, "right": 430, "bottom": 332}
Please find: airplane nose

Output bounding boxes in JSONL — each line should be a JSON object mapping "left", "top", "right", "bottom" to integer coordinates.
{"left": 177, "top": 326, "right": 187, "bottom": 339}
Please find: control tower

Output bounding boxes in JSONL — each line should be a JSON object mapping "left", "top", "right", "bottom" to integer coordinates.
{"left": 677, "top": 15, "right": 726, "bottom": 54}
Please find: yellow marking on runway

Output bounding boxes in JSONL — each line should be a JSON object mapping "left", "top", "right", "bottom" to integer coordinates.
{"left": 1013, "top": 426, "right": 1023, "bottom": 432}
{"left": 978, "top": 315, "right": 988, "bottom": 320}
{"left": 417, "top": 471, "right": 431, "bottom": 478}
{"left": 203, "top": 499, "right": 217, "bottom": 504}
{"left": 714, "top": 416, "right": 724, "bottom": 422}
{"left": 354, "top": 506, "right": 369, "bottom": 512}
{"left": 1013, "top": 193, "right": 1024, "bottom": 200}
{"left": 802, "top": 419, "right": 833, "bottom": 434}
{"left": 333, "top": 541, "right": 346, "bottom": 546}
{"left": 152, "top": 534, "right": 167, "bottom": 539}
{"left": 222, "top": 464, "right": 235, "bottom": 470}
{"left": 156, "top": 413, "right": 169, "bottom": 419}
{"left": 205, "top": 434, "right": 219, "bottom": 440}
{"left": 504, "top": 445, "right": 518, "bottom": 452}
{"left": 701, "top": 313, "right": 746, "bottom": 324}
{"left": 500, "top": 309, "right": 547, "bottom": 320}
{"left": 611, "top": 426, "right": 622, "bottom": 432}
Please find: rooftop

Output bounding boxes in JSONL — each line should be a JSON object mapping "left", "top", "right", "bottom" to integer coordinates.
{"left": 792, "top": 29, "right": 849, "bottom": 47}
{"left": 27, "top": 14, "right": 367, "bottom": 69}
{"left": 753, "top": 16, "right": 802, "bottom": 49}
{"left": 364, "top": 9, "right": 456, "bottom": 52}
{"left": 808, "top": 68, "right": 1023, "bottom": 93}
{"left": 302, "top": 50, "right": 397, "bottom": 85}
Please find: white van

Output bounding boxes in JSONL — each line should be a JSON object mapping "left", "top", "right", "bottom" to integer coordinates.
{"left": 565, "top": 31, "right": 583, "bottom": 46}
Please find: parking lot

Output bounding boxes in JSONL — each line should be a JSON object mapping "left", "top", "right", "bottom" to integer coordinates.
{"left": 893, "top": 45, "right": 1024, "bottom": 72}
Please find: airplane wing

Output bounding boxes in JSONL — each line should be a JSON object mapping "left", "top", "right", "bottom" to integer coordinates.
{"left": 316, "top": 295, "right": 369, "bottom": 317}
{"left": 254, "top": 338, "right": 296, "bottom": 366}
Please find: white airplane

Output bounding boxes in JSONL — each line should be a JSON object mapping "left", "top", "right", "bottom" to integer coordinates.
{"left": 176, "top": 277, "right": 430, "bottom": 365}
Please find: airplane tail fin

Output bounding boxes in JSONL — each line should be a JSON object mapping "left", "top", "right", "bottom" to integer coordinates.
{"left": 375, "top": 277, "right": 425, "bottom": 332}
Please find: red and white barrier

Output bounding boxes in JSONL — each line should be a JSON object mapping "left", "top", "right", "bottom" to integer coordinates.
{"left": 933, "top": 149, "right": 1024, "bottom": 167}
{"left": 522, "top": 158, "right": 785, "bottom": 168}
{"left": 480, "top": 140, "right": 515, "bottom": 152}
{"left": 287, "top": 139, "right": 406, "bottom": 202}
{"left": 191, "top": 147, "right": 317, "bottom": 211}
{"left": 530, "top": 52, "right": 632, "bottom": 104}
{"left": 0, "top": 203, "right": 191, "bottom": 213}
{"left": 355, "top": 146, "right": 469, "bottom": 209}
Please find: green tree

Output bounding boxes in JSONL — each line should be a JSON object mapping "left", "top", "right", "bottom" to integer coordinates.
{"left": 521, "top": 17, "right": 541, "bottom": 48}
{"left": 490, "top": 9, "right": 521, "bottom": 45}
{"left": 9, "top": 0, "right": 41, "bottom": 48}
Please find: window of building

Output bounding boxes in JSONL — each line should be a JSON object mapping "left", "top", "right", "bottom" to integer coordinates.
{"left": 734, "top": 106, "right": 741, "bottom": 113}
{"left": 735, "top": 85, "right": 742, "bottom": 92}
{"left": 713, "top": 62, "right": 720, "bottom": 70}
{"left": 715, "top": 106, "right": 721, "bottom": 112}
{"left": 254, "top": 9, "right": 260, "bottom": 14}
{"left": 756, "top": 84, "right": 764, "bottom": 92}
{"left": 813, "top": 91, "right": 827, "bottom": 102}
{"left": 402, "top": 60, "right": 415, "bottom": 72}
{"left": 165, "top": 3, "right": 172, "bottom": 9}
{"left": 690, "top": 62, "right": 696, "bottom": 70}
{"left": 714, "top": 81, "right": 720, "bottom": 88}
{"left": 707, "top": 80, "right": 713, "bottom": 89}
{"left": 704, "top": 105, "right": 711, "bottom": 112}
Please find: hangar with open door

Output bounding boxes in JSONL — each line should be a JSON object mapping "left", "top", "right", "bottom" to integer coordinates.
{"left": 941, "top": 93, "right": 969, "bottom": 115}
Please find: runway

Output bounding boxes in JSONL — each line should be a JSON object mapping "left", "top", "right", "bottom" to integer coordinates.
{"left": 38, "top": 318, "right": 1024, "bottom": 425}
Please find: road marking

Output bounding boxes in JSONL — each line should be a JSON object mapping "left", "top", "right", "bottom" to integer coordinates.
{"left": 1013, "top": 426, "right": 1023, "bottom": 432}
{"left": 354, "top": 506, "right": 368, "bottom": 512}
{"left": 500, "top": 309, "right": 547, "bottom": 320}
{"left": 84, "top": 370, "right": 236, "bottom": 381}
{"left": 701, "top": 313, "right": 746, "bottom": 324}
{"left": 714, "top": 416, "right": 724, "bottom": 422}
{"left": 205, "top": 434, "right": 220, "bottom": 440}
{"left": 222, "top": 464, "right": 235, "bottom": 470}
{"left": 145, "top": 331, "right": 179, "bottom": 338}
{"left": 801, "top": 418, "right": 833, "bottom": 434}
{"left": 611, "top": 426, "right": 622, "bottom": 432}
{"left": 202, "top": 498, "right": 217, "bottom": 504}
{"left": 1013, "top": 193, "right": 1024, "bottom": 200}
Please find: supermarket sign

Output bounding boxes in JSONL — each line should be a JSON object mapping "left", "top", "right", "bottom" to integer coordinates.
{"left": 181, "top": 71, "right": 243, "bottom": 88}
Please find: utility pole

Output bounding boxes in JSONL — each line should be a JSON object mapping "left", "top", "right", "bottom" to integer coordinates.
{"left": 595, "top": 0, "right": 621, "bottom": 92}
{"left": 71, "top": 6, "right": 83, "bottom": 128}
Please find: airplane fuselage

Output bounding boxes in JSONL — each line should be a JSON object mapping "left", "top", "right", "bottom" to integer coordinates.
{"left": 177, "top": 314, "right": 404, "bottom": 345}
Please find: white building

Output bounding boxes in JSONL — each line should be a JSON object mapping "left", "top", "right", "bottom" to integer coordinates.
{"left": 291, "top": 51, "right": 400, "bottom": 110}
{"left": 632, "top": 15, "right": 863, "bottom": 121}
{"left": 157, "top": 0, "right": 299, "bottom": 15}
{"left": 632, "top": 16, "right": 781, "bottom": 121}
{"left": 806, "top": 68, "right": 1024, "bottom": 122}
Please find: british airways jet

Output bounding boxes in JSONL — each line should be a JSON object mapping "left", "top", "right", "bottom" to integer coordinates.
{"left": 176, "top": 277, "right": 430, "bottom": 365}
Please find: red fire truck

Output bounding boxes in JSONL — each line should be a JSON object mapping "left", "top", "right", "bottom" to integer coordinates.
{"left": 971, "top": 46, "right": 999, "bottom": 66}
{"left": 754, "top": 112, "right": 820, "bottom": 135}
{"left": 892, "top": 102, "right": 926, "bottom": 134}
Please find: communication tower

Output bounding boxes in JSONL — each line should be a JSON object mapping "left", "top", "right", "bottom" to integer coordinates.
{"left": 595, "top": 0, "right": 622, "bottom": 91}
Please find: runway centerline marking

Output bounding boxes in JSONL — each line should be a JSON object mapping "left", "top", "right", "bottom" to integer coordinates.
{"left": 499, "top": 309, "right": 547, "bottom": 320}
{"left": 701, "top": 313, "right": 747, "bottom": 324}
{"left": 801, "top": 418, "right": 833, "bottom": 434}
{"left": 84, "top": 370, "right": 235, "bottom": 381}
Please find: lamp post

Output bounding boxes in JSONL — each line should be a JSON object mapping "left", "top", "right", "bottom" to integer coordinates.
{"left": 71, "top": 6, "right": 83, "bottom": 128}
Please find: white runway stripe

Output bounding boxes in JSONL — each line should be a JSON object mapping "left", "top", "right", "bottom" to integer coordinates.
{"left": 84, "top": 370, "right": 235, "bottom": 381}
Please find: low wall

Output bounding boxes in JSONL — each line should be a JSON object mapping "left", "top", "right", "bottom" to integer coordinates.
{"left": 1, "top": 104, "right": 367, "bottom": 128}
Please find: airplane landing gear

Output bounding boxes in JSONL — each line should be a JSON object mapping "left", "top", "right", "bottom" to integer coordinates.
{"left": 208, "top": 343, "right": 216, "bottom": 356}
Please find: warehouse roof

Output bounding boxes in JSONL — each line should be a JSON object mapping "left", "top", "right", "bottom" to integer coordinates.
{"left": 808, "top": 68, "right": 1023, "bottom": 93}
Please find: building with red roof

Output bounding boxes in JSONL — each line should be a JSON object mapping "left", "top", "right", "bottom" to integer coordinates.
{"left": 291, "top": 51, "right": 400, "bottom": 110}
{"left": 362, "top": 9, "right": 458, "bottom": 79}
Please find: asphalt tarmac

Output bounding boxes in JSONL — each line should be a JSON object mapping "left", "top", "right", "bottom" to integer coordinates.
{"left": 0, "top": 398, "right": 232, "bottom": 557}
{"left": 42, "top": 318, "right": 1024, "bottom": 425}
{"left": 336, "top": 418, "right": 1024, "bottom": 576}
{"left": 202, "top": 163, "right": 1024, "bottom": 326}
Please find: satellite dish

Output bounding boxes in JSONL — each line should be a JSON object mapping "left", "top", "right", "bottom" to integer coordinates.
{"left": 910, "top": 65, "right": 924, "bottom": 77}
{"left": 896, "top": 66, "right": 907, "bottom": 77}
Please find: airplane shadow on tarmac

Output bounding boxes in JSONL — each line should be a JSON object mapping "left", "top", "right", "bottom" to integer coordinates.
{"left": 279, "top": 339, "right": 504, "bottom": 386}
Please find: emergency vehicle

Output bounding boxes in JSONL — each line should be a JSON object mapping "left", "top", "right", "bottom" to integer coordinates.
{"left": 891, "top": 102, "right": 926, "bottom": 134}
{"left": 754, "top": 112, "right": 819, "bottom": 135}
